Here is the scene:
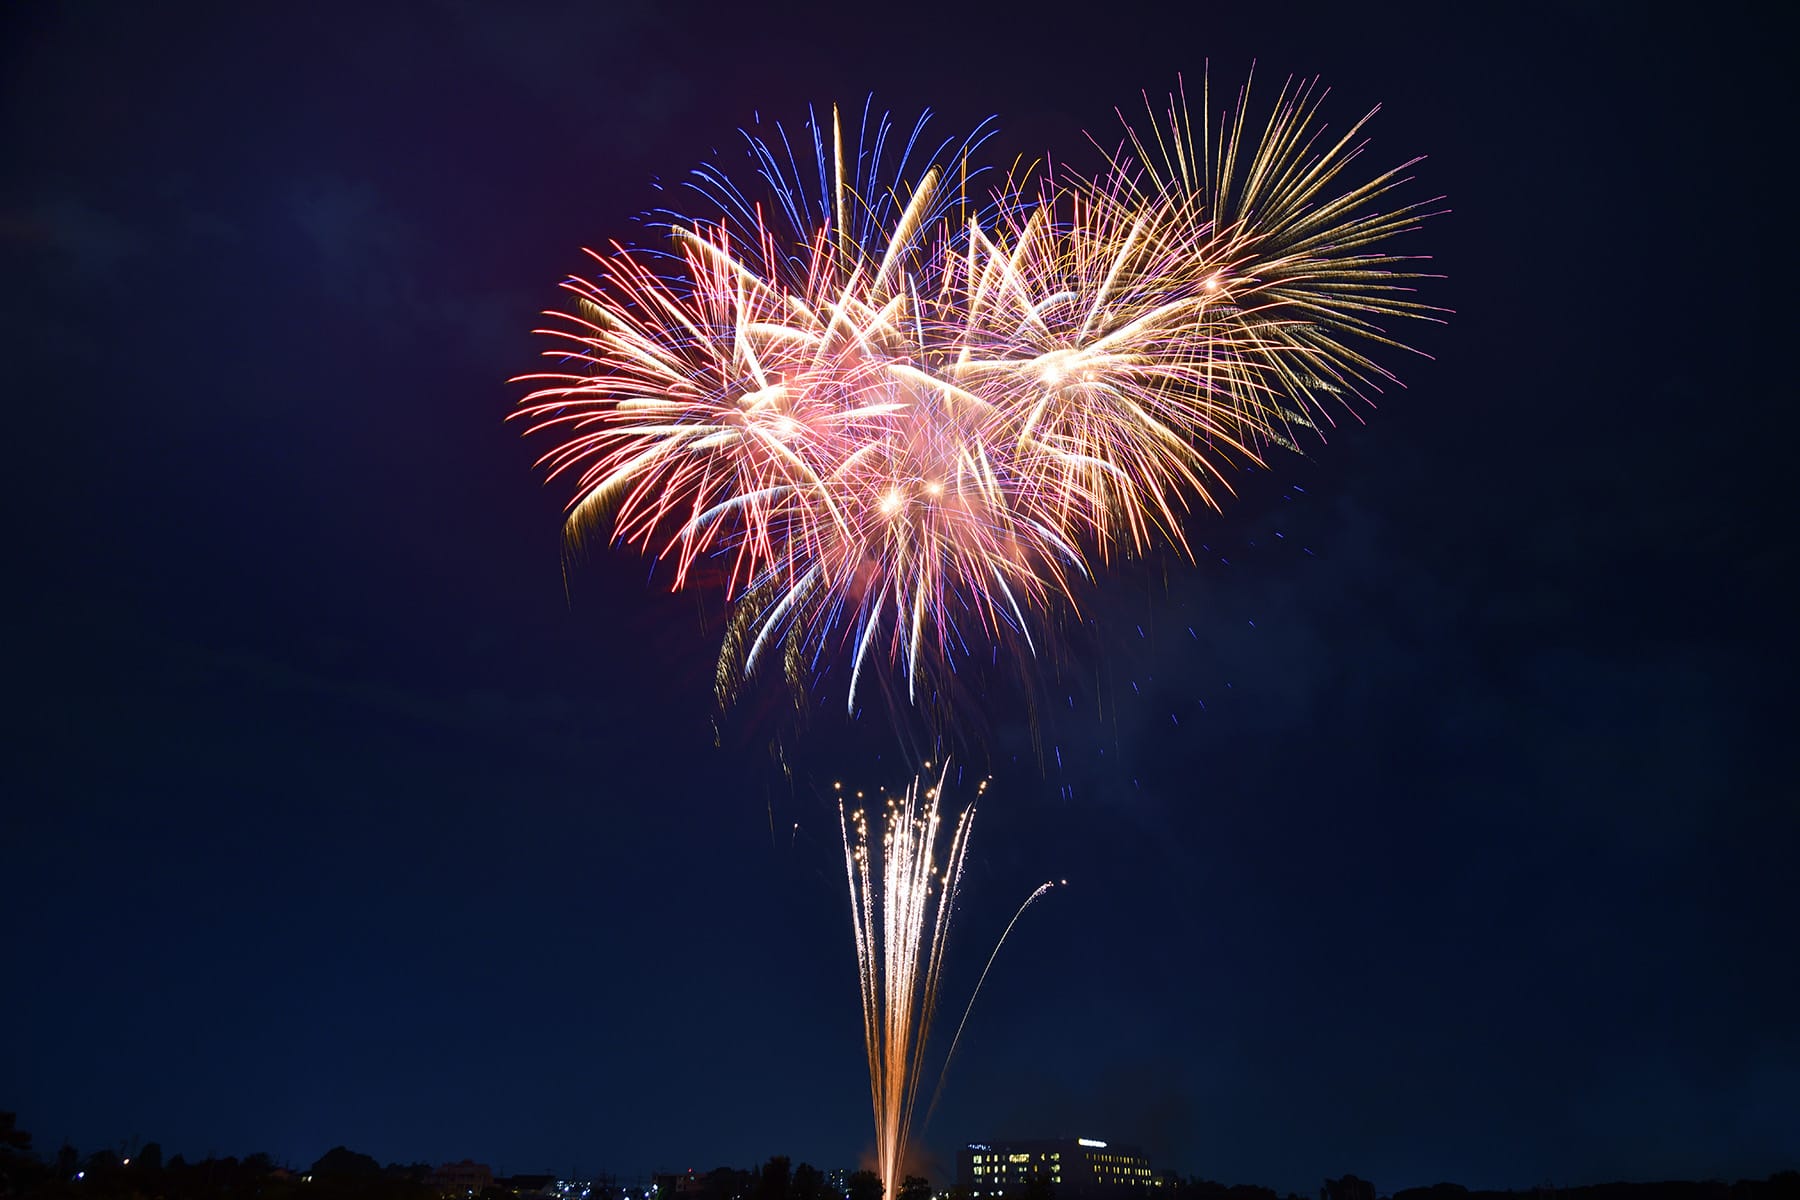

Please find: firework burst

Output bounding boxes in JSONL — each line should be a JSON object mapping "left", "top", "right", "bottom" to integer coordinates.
{"left": 514, "top": 82, "right": 1441, "bottom": 717}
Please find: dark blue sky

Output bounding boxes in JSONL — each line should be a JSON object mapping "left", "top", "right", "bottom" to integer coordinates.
{"left": 3, "top": 2, "right": 1794, "bottom": 1195}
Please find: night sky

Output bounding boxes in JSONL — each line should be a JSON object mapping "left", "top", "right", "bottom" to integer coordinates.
{"left": 4, "top": 2, "right": 1795, "bottom": 1195}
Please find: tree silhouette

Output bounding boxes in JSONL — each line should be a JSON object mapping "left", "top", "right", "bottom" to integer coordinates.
{"left": 792, "top": 1163, "right": 826, "bottom": 1200}
{"left": 701, "top": 1166, "right": 754, "bottom": 1200}
{"left": 899, "top": 1176, "right": 932, "bottom": 1200}
{"left": 758, "top": 1157, "right": 793, "bottom": 1200}
{"left": 0, "top": 1113, "right": 44, "bottom": 1197}
{"left": 847, "top": 1169, "right": 883, "bottom": 1200}
{"left": 312, "top": 1146, "right": 381, "bottom": 1178}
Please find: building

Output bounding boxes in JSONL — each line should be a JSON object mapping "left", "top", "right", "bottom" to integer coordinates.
{"left": 957, "top": 1139, "right": 1173, "bottom": 1200}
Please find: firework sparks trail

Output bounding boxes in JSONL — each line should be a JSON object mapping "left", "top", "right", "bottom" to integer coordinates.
{"left": 513, "top": 79, "right": 1445, "bottom": 716}
{"left": 839, "top": 766, "right": 974, "bottom": 1200}
{"left": 838, "top": 769, "right": 1059, "bottom": 1200}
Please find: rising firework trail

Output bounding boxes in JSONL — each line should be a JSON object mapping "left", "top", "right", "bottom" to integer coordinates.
{"left": 923, "top": 876, "right": 1062, "bottom": 1130}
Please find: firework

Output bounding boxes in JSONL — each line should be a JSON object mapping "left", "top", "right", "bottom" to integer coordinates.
{"left": 838, "top": 768, "right": 968, "bottom": 1200}
{"left": 513, "top": 78, "right": 1442, "bottom": 1195}
{"left": 837, "top": 768, "right": 1060, "bottom": 1200}
{"left": 1079, "top": 73, "right": 1449, "bottom": 448}
{"left": 514, "top": 83, "right": 1440, "bottom": 716}
{"left": 839, "top": 767, "right": 1037, "bottom": 1200}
